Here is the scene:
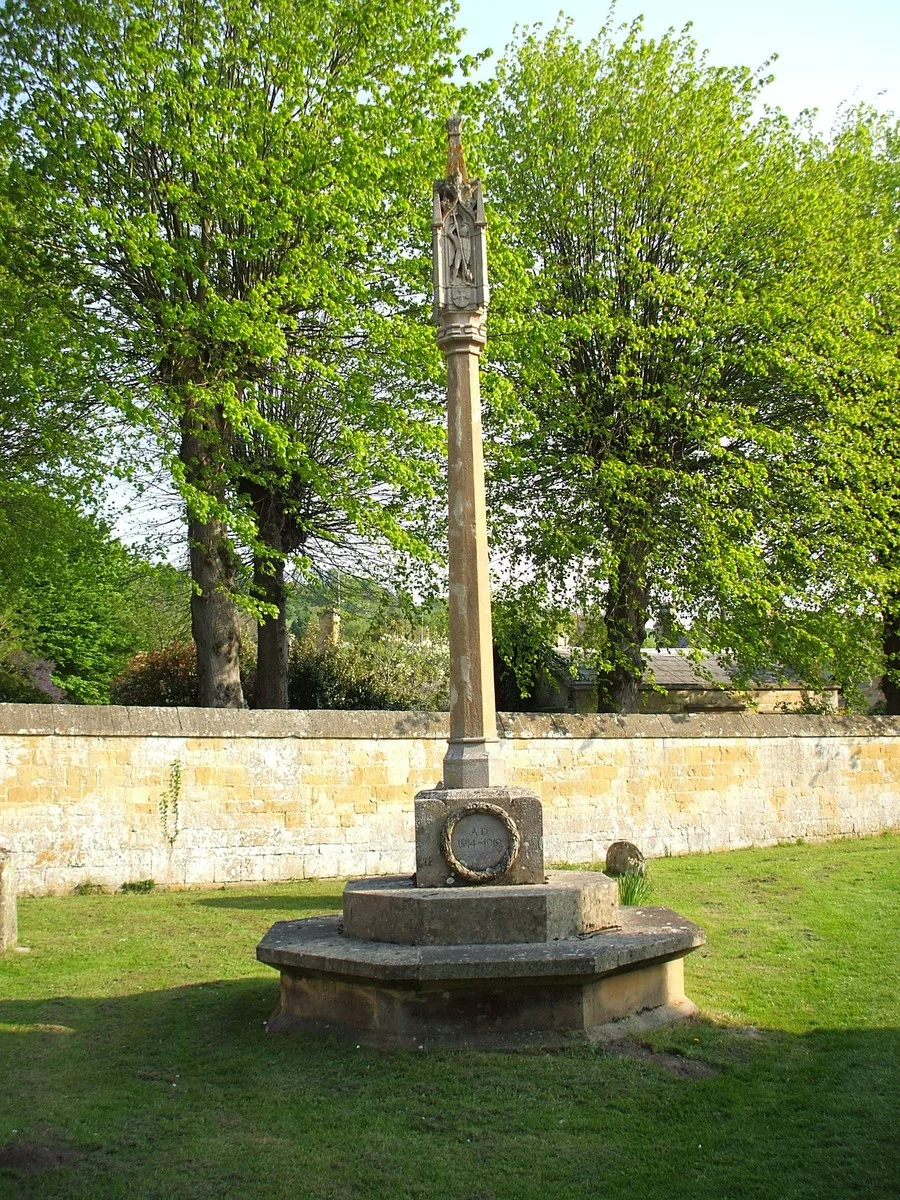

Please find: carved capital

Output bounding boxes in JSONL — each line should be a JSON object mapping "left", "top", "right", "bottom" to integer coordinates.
{"left": 436, "top": 314, "right": 487, "bottom": 352}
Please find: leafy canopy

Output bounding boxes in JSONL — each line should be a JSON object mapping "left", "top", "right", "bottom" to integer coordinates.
{"left": 478, "top": 19, "right": 893, "bottom": 701}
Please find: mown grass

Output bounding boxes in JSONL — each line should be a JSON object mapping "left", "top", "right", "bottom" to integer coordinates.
{"left": 1, "top": 835, "right": 898, "bottom": 1200}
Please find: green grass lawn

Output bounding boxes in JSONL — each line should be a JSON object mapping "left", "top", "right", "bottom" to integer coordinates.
{"left": 1, "top": 835, "right": 898, "bottom": 1200}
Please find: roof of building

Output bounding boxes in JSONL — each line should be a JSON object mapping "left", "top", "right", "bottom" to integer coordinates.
{"left": 565, "top": 648, "right": 837, "bottom": 693}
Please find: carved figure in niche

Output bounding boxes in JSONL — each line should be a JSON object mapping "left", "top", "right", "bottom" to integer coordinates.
{"left": 445, "top": 204, "right": 474, "bottom": 283}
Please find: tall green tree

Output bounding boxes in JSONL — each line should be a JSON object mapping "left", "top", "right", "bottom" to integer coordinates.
{"left": 480, "top": 21, "right": 889, "bottom": 710}
{"left": 827, "top": 113, "right": 900, "bottom": 711}
{"left": 235, "top": 339, "right": 443, "bottom": 708}
{"left": 0, "top": 0, "right": 458, "bottom": 707}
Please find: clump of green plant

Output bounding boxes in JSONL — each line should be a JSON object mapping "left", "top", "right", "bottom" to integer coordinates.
{"left": 159, "top": 760, "right": 182, "bottom": 845}
{"left": 73, "top": 881, "right": 108, "bottom": 896}
{"left": 617, "top": 868, "right": 653, "bottom": 906}
{"left": 119, "top": 879, "right": 155, "bottom": 894}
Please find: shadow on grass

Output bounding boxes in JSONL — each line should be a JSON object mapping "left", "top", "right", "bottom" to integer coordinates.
{"left": 1, "top": 980, "right": 898, "bottom": 1200}
{"left": 197, "top": 893, "right": 343, "bottom": 912}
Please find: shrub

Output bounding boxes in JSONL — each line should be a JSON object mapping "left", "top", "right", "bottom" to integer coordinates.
{"left": 120, "top": 879, "right": 155, "bottom": 894}
{"left": 287, "top": 627, "right": 449, "bottom": 711}
{"left": 109, "top": 642, "right": 198, "bottom": 706}
{"left": 0, "top": 615, "right": 66, "bottom": 703}
{"left": 110, "top": 627, "right": 450, "bottom": 711}
{"left": 0, "top": 661, "right": 58, "bottom": 703}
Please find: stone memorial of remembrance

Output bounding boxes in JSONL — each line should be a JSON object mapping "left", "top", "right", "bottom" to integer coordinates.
{"left": 257, "top": 121, "right": 704, "bottom": 1047}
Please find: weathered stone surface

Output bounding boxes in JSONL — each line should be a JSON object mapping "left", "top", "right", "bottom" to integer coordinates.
{"left": 258, "top": 906, "right": 704, "bottom": 1048}
{"left": 414, "top": 787, "right": 544, "bottom": 886}
{"left": 3, "top": 712, "right": 899, "bottom": 894}
{"left": 605, "top": 840, "right": 645, "bottom": 877}
{"left": 342, "top": 871, "right": 618, "bottom": 946}
{"left": 434, "top": 119, "right": 504, "bottom": 791}
{"left": 1, "top": 704, "right": 899, "bottom": 741}
{"left": 258, "top": 905, "right": 703, "bottom": 983}
{"left": 0, "top": 849, "right": 16, "bottom": 951}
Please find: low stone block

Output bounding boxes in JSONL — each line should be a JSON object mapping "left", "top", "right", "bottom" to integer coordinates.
{"left": 342, "top": 871, "right": 618, "bottom": 945}
{"left": 0, "top": 849, "right": 17, "bottom": 951}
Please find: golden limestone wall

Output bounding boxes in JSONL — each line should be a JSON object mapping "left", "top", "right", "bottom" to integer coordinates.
{"left": 1, "top": 706, "right": 898, "bottom": 894}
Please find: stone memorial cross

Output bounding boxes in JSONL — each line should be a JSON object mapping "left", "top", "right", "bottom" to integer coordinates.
{"left": 433, "top": 116, "right": 504, "bottom": 790}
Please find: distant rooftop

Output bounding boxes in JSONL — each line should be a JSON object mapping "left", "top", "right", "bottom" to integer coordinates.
{"left": 563, "top": 648, "right": 835, "bottom": 693}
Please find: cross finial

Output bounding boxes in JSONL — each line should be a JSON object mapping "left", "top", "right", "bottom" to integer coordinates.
{"left": 446, "top": 115, "right": 468, "bottom": 185}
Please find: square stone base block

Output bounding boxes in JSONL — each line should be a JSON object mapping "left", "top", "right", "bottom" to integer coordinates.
{"left": 342, "top": 872, "right": 619, "bottom": 946}
{"left": 414, "top": 787, "right": 544, "bottom": 887}
{"left": 257, "top": 906, "right": 705, "bottom": 1050}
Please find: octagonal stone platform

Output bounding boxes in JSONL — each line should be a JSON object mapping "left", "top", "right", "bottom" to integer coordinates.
{"left": 257, "top": 903, "right": 705, "bottom": 1049}
{"left": 343, "top": 871, "right": 619, "bottom": 946}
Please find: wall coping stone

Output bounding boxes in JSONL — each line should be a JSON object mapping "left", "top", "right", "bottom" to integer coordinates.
{"left": 0, "top": 703, "right": 899, "bottom": 740}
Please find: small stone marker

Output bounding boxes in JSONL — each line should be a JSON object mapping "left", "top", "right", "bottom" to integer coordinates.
{"left": 0, "top": 848, "right": 17, "bottom": 952}
{"left": 605, "top": 840, "right": 646, "bottom": 877}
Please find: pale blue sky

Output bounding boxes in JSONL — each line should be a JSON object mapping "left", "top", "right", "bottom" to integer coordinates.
{"left": 457, "top": 0, "right": 898, "bottom": 130}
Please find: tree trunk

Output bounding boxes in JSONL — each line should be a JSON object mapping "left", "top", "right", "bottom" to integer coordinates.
{"left": 597, "top": 555, "right": 649, "bottom": 713}
{"left": 180, "top": 395, "right": 244, "bottom": 709}
{"left": 254, "top": 551, "right": 289, "bottom": 708}
{"left": 882, "top": 603, "right": 900, "bottom": 715}
{"left": 188, "top": 513, "right": 244, "bottom": 708}
{"left": 251, "top": 490, "right": 302, "bottom": 710}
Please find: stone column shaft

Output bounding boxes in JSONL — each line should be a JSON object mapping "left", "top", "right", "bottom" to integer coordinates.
{"left": 441, "top": 334, "right": 502, "bottom": 787}
{"left": 433, "top": 117, "right": 504, "bottom": 789}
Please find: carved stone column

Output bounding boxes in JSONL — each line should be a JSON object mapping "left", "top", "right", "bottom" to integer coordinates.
{"left": 433, "top": 117, "right": 504, "bottom": 790}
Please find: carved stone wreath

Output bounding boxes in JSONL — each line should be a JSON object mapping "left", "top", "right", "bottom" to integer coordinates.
{"left": 441, "top": 802, "right": 521, "bottom": 884}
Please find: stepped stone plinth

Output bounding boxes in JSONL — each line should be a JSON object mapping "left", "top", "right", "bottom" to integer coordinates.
{"left": 257, "top": 902, "right": 704, "bottom": 1049}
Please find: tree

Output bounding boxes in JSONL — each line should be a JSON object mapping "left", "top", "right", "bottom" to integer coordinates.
{"left": 827, "top": 113, "right": 900, "bottom": 711}
{"left": 480, "top": 20, "right": 889, "bottom": 710}
{"left": 235, "top": 317, "right": 444, "bottom": 708}
{"left": 0, "top": 164, "right": 127, "bottom": 493}
{"left": 0, "top": 0, "right": 459, "bottom": 706}
{"left": 0, "top": 485, "right": 148, "bottom": 702}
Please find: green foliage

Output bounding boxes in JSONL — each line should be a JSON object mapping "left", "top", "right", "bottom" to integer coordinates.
{"left": 0, "top": 163, "right": 126, "bottom": 495}
{"left": 288, "top": 574, "right": 448, "bottom": 645}
{"left": 0, "top": 0, "right": 463, "bottom": 708}
{"left": 492, "top": 585, "right": 570, "bottom": 707}
{"left": 109, "top": 643, "right": 199, "bottom": 707}
{"left": 0, "top": 613, "right": 61, "bottom": 702}
{"left": 124, "top": 566, "right": 193, "bottom": 652}
{"left": 71, "top": 881, "right": 109, "bottom": 896}
{"left": 616, "top": 869, "right": 653, "bottom": 906}
{"left": 288, "top": 624, "right": 449, "bottom": 712}
{"left": 111, "top": 625, "right": 450, "bottom": 711}
{"left": 118, "top": 879, "right": 155, "bottom": 894}
{"left": 0, "top": 484, "right": 148, "bottom": 703}
{"left": 159, "top": 761, "right": 182, "bottom": 847}
{"left": 480, "top": 19, "right": 897, "bottom": 706}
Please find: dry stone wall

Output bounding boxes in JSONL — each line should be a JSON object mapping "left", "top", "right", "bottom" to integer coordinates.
{"left": 1, "top": 705, "right": 898, "bottom": 895}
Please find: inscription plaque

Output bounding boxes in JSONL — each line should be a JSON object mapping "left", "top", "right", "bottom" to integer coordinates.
{"left": 441, "top": 802, "right": 520, "bottom": 883}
